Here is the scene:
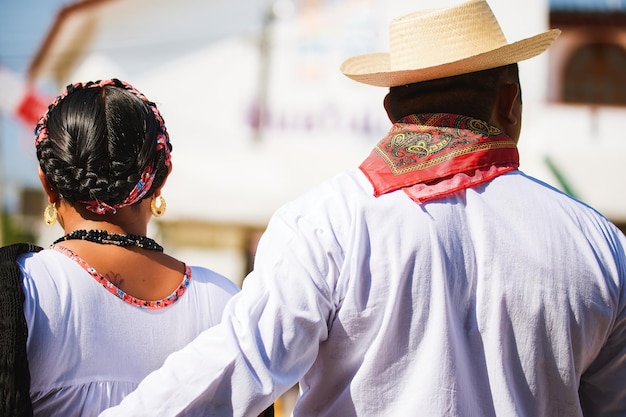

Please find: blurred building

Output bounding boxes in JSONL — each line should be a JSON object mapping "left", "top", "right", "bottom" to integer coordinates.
{"left": 539, "top": 0, "right": 626, "bottom": 231}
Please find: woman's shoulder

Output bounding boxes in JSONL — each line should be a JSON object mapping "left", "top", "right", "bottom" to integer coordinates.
{"left": 17, "top": 247, "right": 75, "bottom": 275}
{"left": 187, "top": 265, "right": 240, "bottom": 296}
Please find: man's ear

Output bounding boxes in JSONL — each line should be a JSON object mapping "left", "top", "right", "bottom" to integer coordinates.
{"left": 497, "top": 82, "right": 521, "bottom": 125}
{"left": 491, "top": 82, "right": 522, "bottom": 141}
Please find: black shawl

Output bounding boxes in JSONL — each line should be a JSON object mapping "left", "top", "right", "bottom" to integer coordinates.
{"left": 0, "top": 243, "right": 42, "bottom": 417}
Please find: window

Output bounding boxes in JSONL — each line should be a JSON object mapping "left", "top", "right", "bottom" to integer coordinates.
{"left": 562, "top": 42, "right": 626, "bottom": 105}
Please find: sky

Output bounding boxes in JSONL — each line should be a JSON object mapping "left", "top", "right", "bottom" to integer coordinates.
{"left": 0, "top": 0, "right": 74, "bottom": 73}
{"left": 549, "top": 0, "right": 626, "bottom": 9}
{"left": 0, "top": 0, "right": 74, "bottom": 211}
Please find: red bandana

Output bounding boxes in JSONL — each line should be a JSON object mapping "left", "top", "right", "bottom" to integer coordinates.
{"left": 359, "top": 113, "right": 519, "bottom": 203}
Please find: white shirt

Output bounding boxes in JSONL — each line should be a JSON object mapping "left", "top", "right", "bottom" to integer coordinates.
{"left": 19, "top": 249, "right": 239, "bottom": 417}
{"left": 100, "top": 170, "right": 626, "bottom": 417}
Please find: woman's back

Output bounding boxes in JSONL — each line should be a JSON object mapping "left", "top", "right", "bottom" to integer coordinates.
{"left": 20, "top": 247, "right": 239, "bottom": 416}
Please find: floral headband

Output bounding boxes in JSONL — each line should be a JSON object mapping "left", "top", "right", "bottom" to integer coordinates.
{"left": 35, "top": 79, "right": 172, "bottom": 215}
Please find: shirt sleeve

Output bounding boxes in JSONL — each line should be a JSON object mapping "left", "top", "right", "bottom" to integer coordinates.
{"left": 578, "top": 227, "right": 626, "bottom": 416}
{"left": 99, "top": 204, "right": 340, "bottom": 416}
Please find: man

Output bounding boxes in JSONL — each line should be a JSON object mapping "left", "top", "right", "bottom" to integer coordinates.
{"left": 101, "top": 0, "right": 626, "bottom": 415}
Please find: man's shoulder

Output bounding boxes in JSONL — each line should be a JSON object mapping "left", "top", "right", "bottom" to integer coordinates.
{"left": 498, "top": 171, "right": 622, "bottom": 234}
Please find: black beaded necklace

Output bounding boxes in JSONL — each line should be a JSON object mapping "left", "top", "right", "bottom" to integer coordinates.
{"left": 53, "top": 229, "right": 164, "bottom": 252}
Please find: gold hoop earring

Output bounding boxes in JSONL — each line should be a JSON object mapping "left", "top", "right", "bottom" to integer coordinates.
{"left": 43, "top": 203, "right": 57, "bottom": 226}
{"left": 150, "top": 195, "right": 166, "bottom": 217}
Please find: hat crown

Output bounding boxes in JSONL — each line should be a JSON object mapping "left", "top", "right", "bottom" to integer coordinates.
{"left": 389, "top": 0, "right": 507, "bottom": 70}
{"left": 340, "top": 0, "right": 560, "bottom": 87}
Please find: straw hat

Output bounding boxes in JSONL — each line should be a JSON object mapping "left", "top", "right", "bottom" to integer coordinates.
{"left": 340, "top": 0, "right": 560, "bottom": 87}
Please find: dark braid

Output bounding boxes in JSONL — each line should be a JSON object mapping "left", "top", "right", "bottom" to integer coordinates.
{"left": 35, "top": 80, "right": 170, "bottom": 209}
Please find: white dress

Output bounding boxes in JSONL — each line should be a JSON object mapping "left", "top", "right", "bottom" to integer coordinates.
{"left": 19, "top": 247, "right": 240, "bottom": 417}
{"left": 99, "top": 169, "right": 626, "bottom": 417}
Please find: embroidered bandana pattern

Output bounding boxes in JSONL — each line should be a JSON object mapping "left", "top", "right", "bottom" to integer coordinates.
{"left": 360, "top": 113, "right": 519, "bottom": 202}
{"left": 34, "top": 79, "right": 172, "bottom": 215}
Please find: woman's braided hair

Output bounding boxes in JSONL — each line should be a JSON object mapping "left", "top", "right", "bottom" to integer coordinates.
{"left": 35, "top": 79, "right": 172, "bottom": 214}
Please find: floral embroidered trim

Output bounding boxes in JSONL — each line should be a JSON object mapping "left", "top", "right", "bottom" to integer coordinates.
{"left": 52, "top": 245, "right": 191, "bottom": 310}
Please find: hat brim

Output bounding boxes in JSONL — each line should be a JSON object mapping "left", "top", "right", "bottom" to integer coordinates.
{"left": 340, "top": 29, "right": 561, "bottom": 87}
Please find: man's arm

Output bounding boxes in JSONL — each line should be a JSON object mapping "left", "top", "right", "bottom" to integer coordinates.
{"left": 99, "top": 205, "right": 338, "bottom": 416}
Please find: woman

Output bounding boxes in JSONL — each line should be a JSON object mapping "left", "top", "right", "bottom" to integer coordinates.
{"left": 18, "top": 79, "right": 240, "bottom": 416}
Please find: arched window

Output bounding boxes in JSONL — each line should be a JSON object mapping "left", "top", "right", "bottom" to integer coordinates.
{"left": 562, "top": 42, "right": 626, "bottom": 106}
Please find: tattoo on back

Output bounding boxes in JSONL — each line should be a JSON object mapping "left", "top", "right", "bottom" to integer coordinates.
{"left": 105, "top": 271, "right": 125, "bottom": 288}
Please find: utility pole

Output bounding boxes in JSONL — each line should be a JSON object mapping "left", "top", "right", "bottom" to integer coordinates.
{"left": 253, "top": 2, "right": 278, "bottom": 142}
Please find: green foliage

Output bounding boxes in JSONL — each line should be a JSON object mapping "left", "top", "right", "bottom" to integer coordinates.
{"left": 1, "top": 213, "right": 36, "bottom": 245}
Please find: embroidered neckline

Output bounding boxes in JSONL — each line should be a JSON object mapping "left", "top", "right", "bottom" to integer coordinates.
{"left": 359, "top": 113, "right": 519, "bottom": 203}
{"left": 51, "top": 245, "right": 191, "bottom": 309}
